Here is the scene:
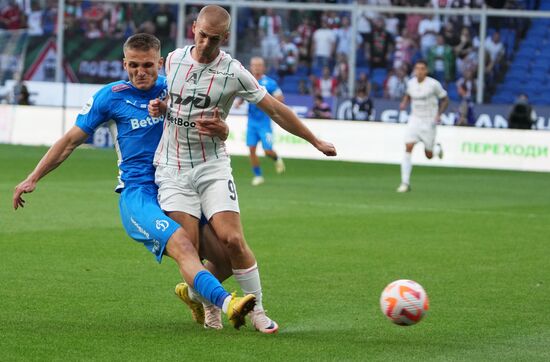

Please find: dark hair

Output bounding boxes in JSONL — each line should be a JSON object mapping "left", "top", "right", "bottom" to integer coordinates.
{"left": 414, "top": 59, "right": 428, "bottom": 67}
{"left": 123, "top": 33, "right": 161, "bottom": 53}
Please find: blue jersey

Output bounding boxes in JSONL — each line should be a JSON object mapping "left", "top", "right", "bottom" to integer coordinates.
{"left": 75, "top": 77, "right": 167, "bottom": 192}
{"left": 248, "top": 75, "right": 282, "bottom": 126}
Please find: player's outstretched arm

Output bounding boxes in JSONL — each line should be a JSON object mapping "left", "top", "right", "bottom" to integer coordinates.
{"left": 257, "top": 93, "right": 337, "bottom": 156}
{"left": 13, "top": 126, "right": 89, "bottom": 210}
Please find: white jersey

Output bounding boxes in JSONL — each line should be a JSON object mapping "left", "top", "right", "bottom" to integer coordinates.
{"left": 154, "top": 46, "right": 267, "bottom": 169}
{"left": 406, "top": 76, "right": 447, "bottom": 122}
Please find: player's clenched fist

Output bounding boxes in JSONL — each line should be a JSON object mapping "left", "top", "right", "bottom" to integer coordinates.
{"left": 148, "top": 98, "right": 166, "bottom": 118}
{"left": 315, "top": 140, "right": 337, "bottom": 157}
{"left": 196, "top": 108, "right": 229, "bottom": 140}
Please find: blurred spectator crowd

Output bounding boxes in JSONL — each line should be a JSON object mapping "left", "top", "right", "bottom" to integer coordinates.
{"left": 0, "top": 0, "right": 178, "bottom": 39}
{"left": 238, "top": 0, "right": 534, "bottom": 116}
{"left": 0, "top": 0, "right": 542, "bottom": 119}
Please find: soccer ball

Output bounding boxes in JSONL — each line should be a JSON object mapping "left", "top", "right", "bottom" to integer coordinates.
{"left": 380, "top": 279, "right": 429, "bottom": 326}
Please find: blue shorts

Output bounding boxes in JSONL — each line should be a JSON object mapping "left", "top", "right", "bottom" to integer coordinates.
{"left": 246, "top": 123, "right": 274, "bottom": 150}
{"left": 119, "top": 185, "right": 180, "bottom": 263}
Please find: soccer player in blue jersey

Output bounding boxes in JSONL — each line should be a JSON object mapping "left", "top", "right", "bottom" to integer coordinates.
{"left": 245, "top": 56, "right": 285, "bottom": 186}
{"left": 12, "top": 33, "right": 256, "bottom": 329}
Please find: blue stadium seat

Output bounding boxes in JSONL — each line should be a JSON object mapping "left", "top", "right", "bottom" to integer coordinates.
{"left": 497, "top": 84, "right": 518, "bottom": 95}
{"left": 507, "top": 65, "right": 527, "bottom": 76}
{"left": 295, "top": 65, "right": 309, "bottom": 77}
{"left": 530, "top": 96, "right": 548, "bottom": 105}
{"left": 527, "top": 27, "right": 548, "bottom": 38}
{"left": 311, "top": 66, "right": 323, "bottom": 77}
{"left": 530, "top": 60, "right": 548, "bottom": 69}
{"left": 446, "top": 82, "right": 460, "bottom": 102}
{"left": 282, "top": 75, "right": 304, "bottom": 84}
{"left": 512, "top": 58, "right": 531, "bottom": 69}
{"left": 371, "top": 68, "right": 387, "bottom": 83}
{"left": 515, "top": 48, "right": 535, "bottom": 59}
{"left": 356, "top": 49, "right": 367, "bottom": 67}
{"left": 521, "top": 38, "right": 541, "bottom": 49}
{"left": 530, "top": 75, "right": 548, "bottom": 86}
{"left": 279, "top": 76, "right": 304, "bottom": 93}
{"left": 535, "top": 52, "right": 550, "bottom": 62}
{"left": 504, "top": 73, "right": 523, "bottom": 84}
{"left": 492, "top": 93, "right": 515, "bottom": 104}
{"left": 267, "top": 70, "right": 279, "bottom": 82}
{"left": 521, "top": 82, "right": 543, "bottom": 95}
{"left": 538, "top": 46, "right": 550, "bottom": 57}
{"left": 527, "top": 67, "right": 548, "bottom": 84}
{"left": 530, "top": 18, "right": 550, "bottom": 26}
{"left": 356, "top": 66, "right": 370, "bottom": 78}
{"left": 500, "top": 29, "right": 516, "bottom": 59}
{"left": 280, "top": 82, "right": 299, "bottom": 94}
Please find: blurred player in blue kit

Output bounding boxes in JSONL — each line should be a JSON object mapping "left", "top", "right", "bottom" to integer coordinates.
{"left": 239, "top": 57, "right": 286, "bottom": 186}
{"left": 12, "top": 33, "right": 256, "bottom": 330}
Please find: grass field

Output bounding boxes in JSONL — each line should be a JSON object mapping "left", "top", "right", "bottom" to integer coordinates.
{"left": 1, "top": 143, "right": 549, "bottom": 361}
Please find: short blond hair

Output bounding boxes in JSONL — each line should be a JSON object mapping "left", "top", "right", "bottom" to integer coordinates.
{"left": 123, "top": 33, "right": 161, "bottom": 53}
{"left": 197, "top": 5, "right": 231, "bottom": 32}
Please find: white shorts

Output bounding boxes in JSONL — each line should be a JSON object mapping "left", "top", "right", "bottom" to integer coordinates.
{"left": 404, "top": 116, "right": 437, "bottom": 151}
{"left": 155, "top": 158, "right": 240, "bottom": 220}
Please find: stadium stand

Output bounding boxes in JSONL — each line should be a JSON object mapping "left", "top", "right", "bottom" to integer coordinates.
{"left": 0, "top": 0, "right": 544, "bottom": 109}
{"left": 492, "top": 3, "right": 550, "bottom": 105}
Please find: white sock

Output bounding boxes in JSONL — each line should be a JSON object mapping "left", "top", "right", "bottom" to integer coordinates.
{"left": 188, "top": 286, "right": 212, "bottom": 306}
{"left": 401, "top": 152, "right": 412, "bottom": 185}
{"left": 221, "top": 295, "right": 232, "bottom": 314}
{"left": 434, "top": 143, "right": 443, "bottom": 156}
{"left": 233, "top": 263, "right": 263, "bottom": 311}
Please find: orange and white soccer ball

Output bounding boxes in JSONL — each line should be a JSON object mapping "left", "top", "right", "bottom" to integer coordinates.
{"left": 380, "top": 279, "right": 429, "bottom": 326}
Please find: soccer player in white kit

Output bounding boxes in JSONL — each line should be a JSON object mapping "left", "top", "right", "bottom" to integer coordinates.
{"left": 149, "top": 5, "right": 336, "bottom": 333}
{"left": 397, "top": 60, "right": 448, "bottom": 193}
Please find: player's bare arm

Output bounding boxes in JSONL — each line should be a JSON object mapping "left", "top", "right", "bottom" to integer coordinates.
{"left": 400, "top": 94, "right": 411, "bottom": 110}
{"left": 13, "top": 126, "right": 89, "bottom": 209}
{"left": 436, "top": 96, "right": 450, "bottom": 123}
{"left": 274, "top": 93, "right": 284, "bottom": 103}
{"left": 257, "top": 93, "right": 336, "bottom": 156}
{"left": 195, "top": 107, "right": 229, "bottom": 140}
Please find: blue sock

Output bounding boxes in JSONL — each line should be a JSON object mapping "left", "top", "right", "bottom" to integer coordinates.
{"left": 253, "top": 166, "right": 262, "bottom": 177}
{"left": 193, "top": 270, "right": 230, "bottom": 309}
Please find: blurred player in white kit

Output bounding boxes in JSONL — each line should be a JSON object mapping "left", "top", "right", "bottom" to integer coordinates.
{"left": 397, "top": 60, "right": 448, "bottom": 193}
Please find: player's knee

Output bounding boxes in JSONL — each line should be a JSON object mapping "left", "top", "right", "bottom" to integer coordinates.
{"left": 220, "top": 232, "right": 247, "bottom": 255}
{"left": 167, "top": 231, "right": 198, "bottom": 261}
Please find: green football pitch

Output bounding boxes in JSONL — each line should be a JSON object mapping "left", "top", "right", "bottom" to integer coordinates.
{"left": 1, "top": 144, "right": 549, "bottom": 361}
